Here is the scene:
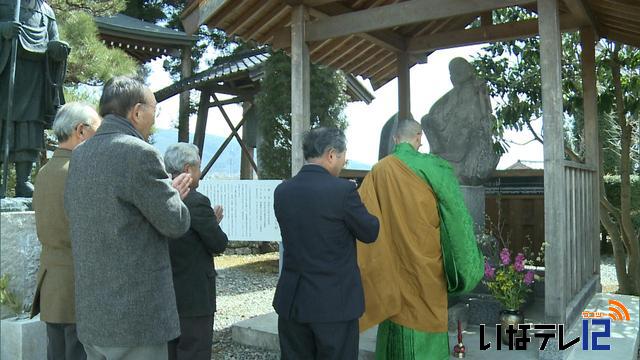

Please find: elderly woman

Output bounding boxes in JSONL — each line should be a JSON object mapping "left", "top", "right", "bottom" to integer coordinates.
{"left": 31, "top": 102, "right": 101, "bottom": 360}
{"left": 164, "top": 143, "right": 229, "bottom": 360}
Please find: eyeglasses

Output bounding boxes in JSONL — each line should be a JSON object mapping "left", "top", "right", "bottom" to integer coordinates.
{"left": 140, "top": 103, "right": 160, "bottom": 118}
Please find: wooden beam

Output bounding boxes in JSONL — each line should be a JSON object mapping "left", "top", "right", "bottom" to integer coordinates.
{"left": 201, "top": 118, "right": 246, "bottom": 178}
{"left": 245, "top": 3, "right": 289, "bottom": 40}
{"left": 182, "top": 0, "right": 228, "bottom": 35}
{"left": 407, "top": 15, "right": 580, "bottom": 53}
{"left": 563, "top": 0, "right": 600, "bottom": 36}
{"left": 193, "top": 89, "right": 211, "bottom": 155}
{"left": 207, "top": 84, "right": 255, "bottom": 97}
{"left": 211, "top": 93, "right": 259, "bottom": 173}
{"left": 397, "top": 52, "right": 411, "bottom": 120}
{"left": 291, "top": 5, "right": 311, "bottom": 177}
{"left": 315, "top": 36, "right": 355, "bottom": 63}
{"left": 284, "top": 0, "right": 342, "bottom": 5}
{"left": 270, "top": 6, "right": 407, "bottom": 53}
{"left": 349, "top": 51, "right": 393, "bottom": 76}
{"left": 308, "top": 5, "right": 407, "bottom": 52}
{"left": 580, "top": 27, "right": 600, "bottom": 289}
{"left": 325, "top": 38, "right": 368, "bottom": 67}
{"left": 581, "top": 27, "right": 598, "bottom": 168}
{"left": 309, "top": 38, "right": 334, "bottom": 56}
{"left": 481, "top": 11, "right": 493, "bottom": 26}
{"left": 539, "top": 0, "right": 567, "bottom": 325}
{"left": 208, "top": 96, "right": 244, "bottom": 108}
{"left": 305, "top": 0, "right": 535, "bottom": 42}
{"left": 331, "top": 41, "right": 377, "bottom": 70}
{"left": 600, "top": 28, "right": 640, "bottom": 49}
{"left": 226, "top": 0, "right": 271, "bottom": 35}
{"left": 178, "top": 46, "right": 192, "bottom": 143}
{"left": 240, "top": 101, "right": 256, "bottom": 179}
{"left": 590, "top": 0, "right": 640, "bottom": 17}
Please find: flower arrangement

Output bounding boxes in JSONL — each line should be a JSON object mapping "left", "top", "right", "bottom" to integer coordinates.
{"left": 484, "top": 248, "right": 535, "bottom": 310}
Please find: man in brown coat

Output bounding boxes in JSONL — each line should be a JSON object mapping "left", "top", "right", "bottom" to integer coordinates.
{"left": 31, "top": 102, "right": 102, "bottom": 360}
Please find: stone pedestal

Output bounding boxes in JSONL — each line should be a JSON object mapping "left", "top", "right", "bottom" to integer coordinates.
{"left": 459, "top": 185, "right": 485, "bottom": 233}
{"left": 1, "top": 315, "right": 46, "bottom": 360}
{"left": 0, "top": 212, "right": 39, "bottom": 318}
{"left": 0, "top": 198, "right": 33, "bottom": 212}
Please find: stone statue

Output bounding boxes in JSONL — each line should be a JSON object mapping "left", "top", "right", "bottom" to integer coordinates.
{"left": 0, "top": 0, "right": 69, "bottom": 197}
{"left": 421, "top": 57, "right": 499, "bottom": 186}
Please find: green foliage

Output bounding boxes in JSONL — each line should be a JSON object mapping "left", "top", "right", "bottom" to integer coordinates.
{"left": 58, "top": 11, "right": 138, "bottom": 86}
{"left": 471, "top": 8, "right": 640, "bottom": 165}
{"left": 256, "top": 51, "right": 348, "bottom": 179}
{"left": 49, "top": 0, "right": 126, "bottom": 16}
{"left": 63, "top": 86, "right": 100, "bottom": 107}
{"left": 604, "top": 175, "right": 640, "bottom": 231}
{"left": 0, "top": 274, "right": 24, "bottom": 316}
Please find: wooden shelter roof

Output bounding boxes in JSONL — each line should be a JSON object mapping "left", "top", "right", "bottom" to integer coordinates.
{"left": 155, "top": 49, "right": 375, "bottom": 104}
{"left": 95, "top": 14, "right": 197, "bottom": 62}
{"left": 181, "top": 0, "right": 640, "bottom": 89}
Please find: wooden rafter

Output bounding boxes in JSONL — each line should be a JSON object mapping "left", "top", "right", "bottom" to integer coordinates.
{"left": 407, "top": 15, "right": 580, "bottom": 53}
{"left": 305, "top": 0, "right": 535, "bottom": 42}
{"left": 562, "top": 0, "right": 600, "bottom": 35}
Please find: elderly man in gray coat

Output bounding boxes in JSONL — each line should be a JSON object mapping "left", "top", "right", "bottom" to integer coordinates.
{"left": 65, "top": 76, "right": 192, "bottom": 360}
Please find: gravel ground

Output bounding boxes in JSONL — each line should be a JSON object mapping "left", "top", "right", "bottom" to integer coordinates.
{"left": 600, "top": 254, "right": 620, "bottom": 292}
{"left": 209, "top": 252, "right": 624, "bottom": 359}
{"left": 212, "top": 253, "right": 280, "bottom": 359}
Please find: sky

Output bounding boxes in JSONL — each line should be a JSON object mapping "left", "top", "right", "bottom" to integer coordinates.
{"left": 148, "top": 45, "right": 544, "bottom": 170}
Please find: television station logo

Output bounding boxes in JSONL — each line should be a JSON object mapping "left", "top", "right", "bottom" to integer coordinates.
{"left": 479, "top": 299, "right": 631, "bottom": 351}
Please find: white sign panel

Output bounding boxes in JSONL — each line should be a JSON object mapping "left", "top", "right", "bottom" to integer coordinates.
{"left": 197, "top": 180, "right": 282, "bottom": 242}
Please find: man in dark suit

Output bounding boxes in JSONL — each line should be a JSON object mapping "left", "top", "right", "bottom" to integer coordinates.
{"left": 273, "top": 127, "right": 380, "bottom": 359}
{"left": 164, "top": 143, "right": 229, "bottom": 360}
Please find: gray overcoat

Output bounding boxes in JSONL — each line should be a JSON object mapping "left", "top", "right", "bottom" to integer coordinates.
{"left": 65, "top": 114, "right": 190, "bottom": 347}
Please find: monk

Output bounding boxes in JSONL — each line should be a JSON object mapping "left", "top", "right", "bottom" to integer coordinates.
{"left": 357, "top": 119, "right": 483, "bottom": 359}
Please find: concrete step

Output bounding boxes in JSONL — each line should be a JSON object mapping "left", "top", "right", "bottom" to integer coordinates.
{"left": 231, "top": 312, "right": 377, "bottom": 359}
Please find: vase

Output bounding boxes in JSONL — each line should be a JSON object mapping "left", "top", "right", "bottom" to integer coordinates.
{"left": 499, "top": 309, "right": 524, "bottom": 345}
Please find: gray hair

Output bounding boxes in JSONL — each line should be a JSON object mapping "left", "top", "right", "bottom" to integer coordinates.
{"left": 394, "top": 119, "right": 422, "bottom": 142}
{"left": 99, "top": 76, "right": 149, "bottom": 118}
{"left": 52, "top": 102, "right": 98, "bottom": 143}
{"left": 164, "top": 143, "right": 200, "bottom": 175}
{"left": 302, "top": 127, "right": 347, "bottom": 160}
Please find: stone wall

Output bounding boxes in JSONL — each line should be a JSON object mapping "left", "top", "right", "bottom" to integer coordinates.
{"left": 0, "top": 212, "right": 39, "bottom": 318}
{"left": 224, "top": 241, "right": 279, "bottom": 255}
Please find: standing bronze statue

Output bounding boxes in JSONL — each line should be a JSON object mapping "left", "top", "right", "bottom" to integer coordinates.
{"left": 0, "top": 0, "right": 69, "bottom": 197}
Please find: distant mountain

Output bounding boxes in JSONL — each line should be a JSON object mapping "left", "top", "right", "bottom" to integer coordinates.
{"left": 151, "top": 128, "right": 372, "bottom": 177}
{"left": 151, "top": 128, "right": 241, "bottom": 179}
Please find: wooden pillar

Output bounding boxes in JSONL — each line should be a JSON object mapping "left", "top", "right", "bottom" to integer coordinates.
{"left": 291, "top": 5, "right": 310, "bottom": 177}
{"left": 581, "top": 27, "right": 600, "bottom": 281}
{"left": 178, "top": 46, "right": 193, "bottom": 143}
{"left": 240, "top": 101, "right": 255, "bottom": 179}
{"left": 538, "top": 0, "right": 567, "bottom": 324}
{"left": 397, "top": 52, "right": 411, "bottom": 120}
{"left": 581, "top": 29, "right": 598, "bottom": 169}
{"left": 193, "top": 89, "right": 210, "bottom": 156}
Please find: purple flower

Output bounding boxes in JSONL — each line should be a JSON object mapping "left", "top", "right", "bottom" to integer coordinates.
{"left": 500, "top": 248, "right": 511, "bottom": 265}
{"left": 514, "top": 253, "right": 525, "bottom": 272}
{"left": 484, "top": 262, "right": 495, "bottom": 279}
{"left": 524, "top": 271, "right": 535, "bottom": 285}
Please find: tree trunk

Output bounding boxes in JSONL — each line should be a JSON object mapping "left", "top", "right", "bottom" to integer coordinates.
{"left": 611, "top": 49, "right": 640, "bottom": 294}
